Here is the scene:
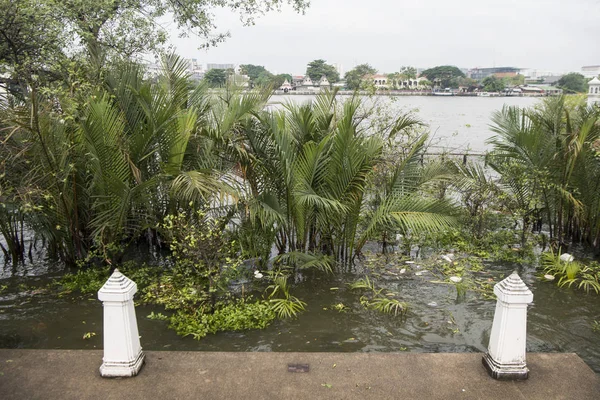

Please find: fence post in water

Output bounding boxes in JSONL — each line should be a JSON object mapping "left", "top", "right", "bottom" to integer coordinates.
{"left": 482, "top": 271, "right": 533, "bottom": 380}
{"left": 98, "top": 269, "right": 145, "bottom": 377}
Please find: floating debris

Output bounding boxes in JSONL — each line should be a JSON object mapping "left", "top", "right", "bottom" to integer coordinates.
{"left": 427, "top": 301, "right": 438, "bottom": 307}
{"left": 399, "top": 268, "right": 406, "bottom": 274}
{"left": 559, "top": 253, "right": 574, "bottom": 263}
{"left": 544, "top": 274, "right": 555, "bottom": 281}
{"left": 449, "top": 276, "right": 462, "bottom": 283}
{"left": 405, "top": 261, "right": 415, "bottom": 264}
{"left": 415, "top": 272, "right": 423, "bottom": 276}
{"left": 254, "top": 270, "right": 263, "bottom": 279}
{"left": 441, "top": 255, "right": 453, "bottom": 263}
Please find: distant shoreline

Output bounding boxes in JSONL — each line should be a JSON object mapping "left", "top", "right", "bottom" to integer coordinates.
{"left": 271, "top": 90, "right": 557, "bottom": 97}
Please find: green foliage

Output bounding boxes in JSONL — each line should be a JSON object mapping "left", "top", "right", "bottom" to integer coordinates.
{"left": 147, "top": 312, "right": 170, "bottom": 321}
{"left": 487, "top": 97, "right": 600, "bottom": 249}
{"left": 482, "top": 76, "right": 505, "bottom": 92}
{"left": 203, "top": 69, "right": 228, "bottom": 87}
{"left": 540, "top": 250, "right": 600, "bottom": 294}
{"left": 265, "top": 274, "right": 307, "bottom": 319}
{"left": 169, "top": 299, "right": 276, "bottom": 340}
{"left": 557, "top": 73, "right": 588, "bottom": 94}
{"left": 59, "top": 268, "right": 109, "bottom": 294}
{"left": 348, "top": 276, "right": 377, "bottom": 292}
{"left": 273, "top": 252, "right": 335, "bottom": 273}
{"left": 420, "top": 66, "right": 465, "bottom": 88}
{"left": 350, "top": 275, "right": 408, "bottom": 316}
{"left": 344, "top": 64, "right": 377, "bottom": 90}
{"left": 505, "top": 74, "right": 525, "bottom": 86}
{"left": 238, "top": 64, "right": 291, "bottom": 88}
{"left": 306, "top": 59, "right": 339, "bottom": 83}
{"left": 364, "top": 297, "right": 407, "bottom": 317}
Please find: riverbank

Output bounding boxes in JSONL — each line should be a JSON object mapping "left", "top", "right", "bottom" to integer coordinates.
{"left": 0, "top": 350, "right": 598, "bottom": 399}
{"left": 271, "top": 90, "right": 559, "bottom": 97}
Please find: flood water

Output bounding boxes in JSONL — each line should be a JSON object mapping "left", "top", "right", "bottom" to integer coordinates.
{"left": 2, "top": 96, "right": 599, "bottom": 374}
{"left": 269, "top": 95, "right": 540, "bottom": 152}
{"left": 1, "top": 255, "right": 599, "bottom": 373}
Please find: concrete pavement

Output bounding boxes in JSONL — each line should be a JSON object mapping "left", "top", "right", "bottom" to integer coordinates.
{"left": 0, "top": 350, "right": 598, "bottom": 399}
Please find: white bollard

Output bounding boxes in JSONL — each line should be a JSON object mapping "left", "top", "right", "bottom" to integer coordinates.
{"left": 482, "top": 271, "right": 533, "bottom": 380}
{"left": 98, "top": 269, "right": 145, "bottom": 377}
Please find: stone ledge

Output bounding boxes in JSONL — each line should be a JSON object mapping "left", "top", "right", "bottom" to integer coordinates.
{"left": 0, "top": 350, "right": 598, "bottom": 399}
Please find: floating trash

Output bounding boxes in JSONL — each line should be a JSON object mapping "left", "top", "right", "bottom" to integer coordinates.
{"left": 449, "top": 276, "right": 462, "bottom": 283}
{"left": 441, "top": 255, "right": 453, "bottom": 263}
{"left": 399, "top": 268, "right": 406, "bottom": 274}
{"left": 405, "top": 261, "right": 415, "bottom": 264}
{"left": 544, "top": 274, "right": 555, "bottom": 281}
{"left": 415, "top": 272, "right": 423, "bottom": 276}
{"left": 427, "top": 301, "right": 438, "bottom": 307}
{"left": 254, "top": 270, "right": 263, "bottom": 279}
{"left": 559, "top": 253, "right": 574, "bottom": 263}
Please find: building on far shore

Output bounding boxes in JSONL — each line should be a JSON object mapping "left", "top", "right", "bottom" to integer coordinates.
{"left": 588, "top": 77, "right": 600, "bottom": 107}
{"left": 207, "top": 63, "right": 235, "bottom": 71}
{"left": 279, "top": 79, "right": 292, "bottom": 92}
{"left": 371, "top": 74, "right": 389, "bottom": 89}
{"left": 468, "top": 67, "right": 519, "bottom": 80}
{"left": 318, "top": 75, "right": 330, "bottom": 88}
{"left": 581, "top": 65, "right": 600, "bottom": 78}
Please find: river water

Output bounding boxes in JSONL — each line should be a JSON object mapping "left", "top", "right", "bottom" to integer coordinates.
{"left": 269, "top": 95, "right": 541, "bottom": 152}
{"left": 1, "top": 253, "right": 600, "bottom": 373}
{"left": 2, "top": 96, "right": 599, "bottom": 374}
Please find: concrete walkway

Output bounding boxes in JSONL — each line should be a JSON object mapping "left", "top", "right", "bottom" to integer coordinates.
{"left": 0, "top": 350, "right": 598, "bottom": 399}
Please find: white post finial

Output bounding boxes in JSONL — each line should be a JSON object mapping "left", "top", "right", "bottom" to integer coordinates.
{"left": 98, "top": 269, "right": 145, "bottom": 377}
{"left": 483, "top": 271, "right": 533, "bottom": 380}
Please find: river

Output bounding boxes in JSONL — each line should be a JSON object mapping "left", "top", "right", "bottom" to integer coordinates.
{"left": 269, "top": 95, "right": 541, "bottom": 152}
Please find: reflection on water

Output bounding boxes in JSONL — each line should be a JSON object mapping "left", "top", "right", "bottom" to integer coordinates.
{"left": 1, "top": 260, "right": 599, "bottom": 373}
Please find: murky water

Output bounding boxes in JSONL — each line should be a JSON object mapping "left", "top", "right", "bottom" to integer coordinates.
{"left": 1, "top": 256, "right": 599, "bottom": 373}
{"left": 2, "top": 96, "right": 598, "bottom": 373}
{"left": 269, "top": 95, "right": 541, "bottom": 152}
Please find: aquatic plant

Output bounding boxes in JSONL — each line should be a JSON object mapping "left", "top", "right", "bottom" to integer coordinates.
{"left": 364, "top": 297, "right": 407, "bottom": 317}
{"left": 265, "top": 274, "right": 307, "bottom": 319}
{"left": 540, "top": 250, "right": 600, "bottom": 294}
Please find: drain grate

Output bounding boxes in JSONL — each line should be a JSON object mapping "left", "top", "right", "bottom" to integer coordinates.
{"left": 287, "top": 363, "right": 310, "bottom": 373}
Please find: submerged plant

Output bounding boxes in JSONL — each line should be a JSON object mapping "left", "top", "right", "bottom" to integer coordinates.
{"left": 265, "top": 274, "right": 307, "bottom": 319}
{"left": 347, "top": 276, "right": 377, "bottom": 292}
{"left": 540, "top": 250, "right": 600, "bottom": 294}
{"left": 365, "top": 297, "right": 408, "bottom": 317}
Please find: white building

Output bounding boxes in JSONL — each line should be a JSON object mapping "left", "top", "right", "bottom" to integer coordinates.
{"left": 318, "top": 75, "right": 330, "bottom": 89}
{"left": 588, "top": 77, "right": 600, "bottom": 107}
{"left": 371, "top": 74, "right": 389, "bottom": 89}
{"left": 581, "top": 65, "right": 600, "bottom": 79}
{"left": 279, "top": 79, "right": 292, "bottom": 92}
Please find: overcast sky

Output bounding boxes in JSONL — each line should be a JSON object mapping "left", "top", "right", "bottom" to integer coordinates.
{"left": 166, "top": 0, "right": 600, "bottom": 76}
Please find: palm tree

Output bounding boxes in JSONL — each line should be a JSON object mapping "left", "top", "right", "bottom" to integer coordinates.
{"left": 487, "top": 97, "right": 600, "bottom": 249}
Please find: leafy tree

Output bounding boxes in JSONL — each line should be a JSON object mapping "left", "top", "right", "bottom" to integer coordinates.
{"left": 306, "top": 59, "right": 339, "bottom": 83}
{"left": 0, "top": 0, "right": 310, "bottom": 92}
{"left": 482, "top": 76, "right": 505, "bottom": 92}
{"left": 239, "top": 64, "right": 270, "bottom": 84}
{"left": 238, "top": 65, "right": 291, "bottom": 88}
{"left": 421, "top": 65, "right": 465, "bottom": 88}
{"left": 204, "top": 68, "right": 228, "bottom": 87}
{"left": 557, "top": 73, "right": 588, "bottom": 93}
{"left": 254, "top": 71, "right": 274, "bottom": 87}
{"left": 399, "top": 66, "right": 417, "bottom": 79}
{"left": 344, "top": 64, "right": 377, "bottom": 90}
{"left": 450, "top": 77, "right": 479, "bottom": 90}
{"left": 506, "top": 74, "right": 525, "bottom": 86}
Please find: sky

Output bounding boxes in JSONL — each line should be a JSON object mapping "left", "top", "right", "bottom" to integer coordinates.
{"left": 165, "top": 0, "right": 600, "bottom": 76}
